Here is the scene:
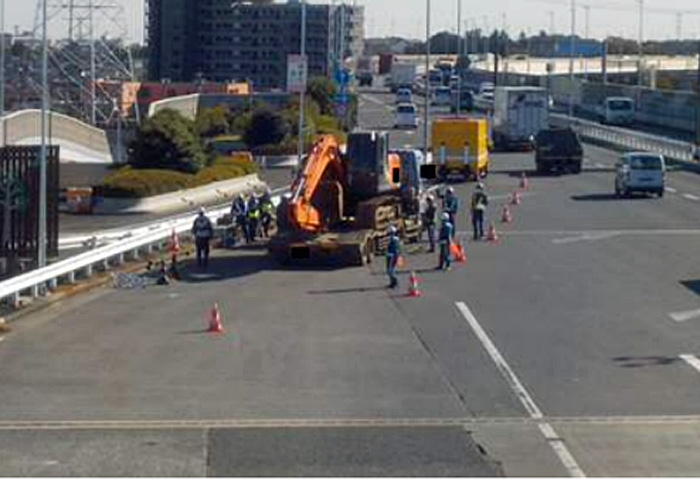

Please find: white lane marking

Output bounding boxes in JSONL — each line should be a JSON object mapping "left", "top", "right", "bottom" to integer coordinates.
{"left": 594, "top": 162, "right": 605, "bottom": 168}
{"left": 665, "top": 187, "right": 678, "bottom": 193}
{"left": 455, "top": 302, "right": 586, "bottom": 477}
{"left": 680, "top": 354, "right": 700, "bottom": 374}
{"left": 669, "top": 309, "right": 700, "bottom": 323}
{"left": 552, "top": 232, "right": 620, "bottom": 244}
{"left": 362, "top": 95, "right": 390, "bottom": 108}
{"left": 683, "top": 193, "right": 700, "bottom": 201}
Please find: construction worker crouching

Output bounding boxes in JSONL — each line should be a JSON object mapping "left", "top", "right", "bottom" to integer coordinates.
{"left": 438, "top": 212, "right": 454, "bottom": 272}
{"left": 386, "top": 225, "right": 402, "bottom": 289}
{"left": 192, "top": 207, "right": 214, "bottom": 270}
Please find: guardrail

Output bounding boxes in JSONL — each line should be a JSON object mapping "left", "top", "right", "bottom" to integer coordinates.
{"left": 472, "top": 96, "right": 696, "bottom": 164}
{"left": 550, "top": 113, "right": 696, "bottom": 163}
{"left": 0, "top": 189, "right": 286, "bottom": 308}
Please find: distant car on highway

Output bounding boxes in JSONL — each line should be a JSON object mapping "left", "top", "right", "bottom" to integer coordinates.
{"left": 478, "top": 82, "right": 495, "bottom": 101}
{"left": 534, "top": 128, "right": 583, "bottom": 174}
{"left": 395, "top": 102, "right": 419, "bottom": 129}
{"left": 450, "top": 89, "right": 474, "bottom": 113}
{"left": 615, "top": 152, "right": 665, "bottom": 198}
{"left": 597, "top": 97, "right": 634, "bottom": 126}
{"left": 396, "top": 88, "right": 412, "bottom": 104}
{"left": 432, "top": 86, "right": 452, "bottom": 107}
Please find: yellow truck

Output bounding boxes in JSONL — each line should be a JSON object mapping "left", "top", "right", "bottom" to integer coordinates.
{"left": 432, "top": 118, "right": 490, "bottom": 181}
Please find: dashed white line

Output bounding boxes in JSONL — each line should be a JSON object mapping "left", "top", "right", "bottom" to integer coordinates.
{"left": 665, "top": 187, "right": 678, "bottom": 193}
{"left": 455, "top": 302, "right": 586, "bottom": 478}
{"left": 669, "top": 309, "right": 700, "bottom": 323}
{"left": 594, "top": 162, "right": 605, "bottom": 168}
{"left": 681, "top": 354, "right": 700, "bottom": 372}
{"left": 680, "top": 354, "right": 700, "bottom": 374}
{"left": 683, "top": 193, "right": 700, "bottom": 201}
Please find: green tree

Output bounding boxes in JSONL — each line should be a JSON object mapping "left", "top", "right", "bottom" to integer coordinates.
{"left": 243, "top": 108, "right": 290, "bottom": 148}
{"left": 195, "top": 106, "right": 230, "bottom": 138}
{"left": 128, "top": 109, "right": 208, "bottom": 173}
{"left": 306, "top": 76, "right": 338, "bottom": 116}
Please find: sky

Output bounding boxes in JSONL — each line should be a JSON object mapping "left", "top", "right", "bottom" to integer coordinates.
{"left": 5, "top": 0, "right": 700, "bottom": 44}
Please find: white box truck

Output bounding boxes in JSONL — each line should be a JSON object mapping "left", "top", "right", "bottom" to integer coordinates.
{"left": 391, "top": 63, "right": 417, "bottom": 93}
{"left": 492, "top": 86, "right": 549, "bottom": 151}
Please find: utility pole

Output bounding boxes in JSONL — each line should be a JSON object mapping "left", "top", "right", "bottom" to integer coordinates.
{"left": 583, "top": 5, "right": 590, "bottom": 81}
{"left": 637, "top": 0, "right": 644, "bottom": 87}
{"left": 39, "top": 0, "right": 48, "bottom": 269}
{"left": 89, "top": 0, "right": 96, "bottom": 126}
{"left": 296, "top": 0, "right": 307, "bottom": 166}
{"left": 696, "top": 36, "right": 700, "bottom": 145}
{"left": 0, "top": 0, "right": 5, "bottom": 119}
{"left": 424, "top": 0, "right": 431, "bottom": 158}
{"left": 568, "top": 0, "right": 576, "bottom": 118}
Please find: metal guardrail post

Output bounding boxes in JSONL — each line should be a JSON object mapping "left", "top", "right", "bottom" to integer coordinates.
{"left": 85, "top": 264, "right": 93, "bottom": 278}
{"left": 67, "top": 271, "right": 76, "bottom": 284}
{"left": 48, "top": 278, "right": 58, "bottom": 291}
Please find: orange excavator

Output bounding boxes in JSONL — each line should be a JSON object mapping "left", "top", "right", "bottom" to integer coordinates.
{"left": 270, "top": 131, "right": 422, "bottom": 266}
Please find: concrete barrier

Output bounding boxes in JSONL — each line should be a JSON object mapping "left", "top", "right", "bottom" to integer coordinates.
{"left": 94, "top": 174, "right": 265, "bottom": 215}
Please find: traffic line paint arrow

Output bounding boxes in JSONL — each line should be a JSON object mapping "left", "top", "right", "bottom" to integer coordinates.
{"left": 668, "top": 309, "right": 700, "bottom": 323}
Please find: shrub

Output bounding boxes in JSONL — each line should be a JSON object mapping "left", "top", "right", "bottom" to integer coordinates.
{"left": 103, "top": 155, "right": 258, "bottom": 198}
{"left": 243, "top": 107, "right": 289, "bottom": 148}
{"left": 102, "top": 167, "right": 192, "bottom": 198}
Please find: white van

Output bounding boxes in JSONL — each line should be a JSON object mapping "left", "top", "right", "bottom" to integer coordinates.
{"left": 598, "top": 97, "right": 634, "bottom": 126}
{"left": 615, "top": 152, "right": 665, "bottom": 198}
{"left": 395, "top": 102, "right": 419, "bottom": 129}
{"left": 432, "top": 86, "right": 452, "bottom": 106}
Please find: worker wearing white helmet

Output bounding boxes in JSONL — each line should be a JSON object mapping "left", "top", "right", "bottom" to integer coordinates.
{"left": 385, "top": 226, "right": 402, "bottom": 289}
{"left": 438, "top": 212, "right": 454, "bottom": 272}
{"left": 441, "top": 186, "right": 459, "bottom": 238}
{"left": 422, "top": 194, "right": 437, "bottom": 253}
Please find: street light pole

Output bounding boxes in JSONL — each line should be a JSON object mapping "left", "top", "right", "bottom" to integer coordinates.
{"left": 637, "top": 0, "right": 644, "bottom": 87}
{"left": 0, "top": 0, "right": 5, "bottom": 119}
{"left": 568, "top": 0, "right": 576, "bottom": 118}
{"left": 39, "top": 0, "right": 49, "bottom": 269}
{"left": 89, "top": 0, "right": 97, "bottom": 125}
{"left": 296, "top": 0, "right": 307, "bottom": 167}
{"left": 456, "top": 0, "right": 462, "bottom": 115}
{"left": 424, "top": 0, "right": 431, "bottom": 158}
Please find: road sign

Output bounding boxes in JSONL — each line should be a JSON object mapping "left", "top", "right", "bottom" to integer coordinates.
{"left": 287, "top": 54, "right": 308, "bottom": 94}
{"left": 334, "top": 93, "right": 350, "bottom": 105}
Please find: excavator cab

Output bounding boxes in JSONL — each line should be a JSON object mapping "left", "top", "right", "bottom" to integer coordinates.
{"left": 346, "top": 131, "right": 400, "bottom": 200}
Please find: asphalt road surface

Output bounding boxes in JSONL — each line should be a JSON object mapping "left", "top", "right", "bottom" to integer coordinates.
{"left": 2, "top": 87, "right": 700, "bottom": 476}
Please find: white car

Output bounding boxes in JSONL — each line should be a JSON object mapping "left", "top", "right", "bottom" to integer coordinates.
{"left": 615, "top": 152, "right": 665, "bottom": 198}
{"left": 395, "top": 102, "right": 419, "bottom": 129}
{"left": 396, "top": 88, "right": 412, "bottom": 104}
{"left": 432, "top": 86, "right": 452, "bottom": 106}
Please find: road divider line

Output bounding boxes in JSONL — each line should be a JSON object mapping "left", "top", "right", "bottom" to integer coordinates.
{"left": 683, "top": 193, "right": 700, "bottom": 201}
{"left": 680, "top": 354, "right": 700, "bottom": 374}
{"left": 665, "top": 187, "right": 677, "bottom": 193}
{"left": 455, "top": 302, "right": 586, "bottom": 478}
{"left": 669, "top": 309, "right": 700, "bottom": 323}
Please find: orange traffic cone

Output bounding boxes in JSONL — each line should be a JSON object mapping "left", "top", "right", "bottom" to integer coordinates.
{"left": 510, "top": 190, "right": 522, "bottom": 206}
{"left": 169, "top": 229, "right": 181, "bottom": 256}
{"left": 407, "top": 271, "right": 422, "bottom": 298}
{"left": 453, "top": 241, "right": 467, "bottom": 263}
{"left": 520, "top": 172, "right": 529, "bottom": 190}
{"left": 208, "top": 303, "right": 225, "bottom": 334}
{"left": 501, "top": 204, "right": 513, "bottom": 223}
{"left": 487, "top": 222, "right": 500, "bottom": 243}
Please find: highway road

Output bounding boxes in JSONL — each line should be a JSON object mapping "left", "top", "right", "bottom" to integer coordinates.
{"left": 2, "top": 86, "right": 700, "bottom": 476}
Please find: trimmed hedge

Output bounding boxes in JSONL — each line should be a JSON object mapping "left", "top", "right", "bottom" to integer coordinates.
{"left": 103, "top": 155, "right": 259, "bottom": 198}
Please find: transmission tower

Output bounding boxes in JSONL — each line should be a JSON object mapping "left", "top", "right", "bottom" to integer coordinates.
{"left": 30, "top": 0, "right": 137, "bottom": 126}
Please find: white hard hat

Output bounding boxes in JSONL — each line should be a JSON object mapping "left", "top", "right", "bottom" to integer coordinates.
{"left": 447, "top": 187, "right": 455, "bottom": 194}
{"left": 477, "top": 182, "right": 485, "bottom": 190}
{"left": 442, "top": 212, "right": 450, "bottom": 221}
{"left": 198, "top": 207, "right": 206, "bottom": 214}
{"left": 388, "top": 225, "right": 398, "bottom": 235}
{"left": 426, "top": 195, "right": 434, "bottom": 202}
